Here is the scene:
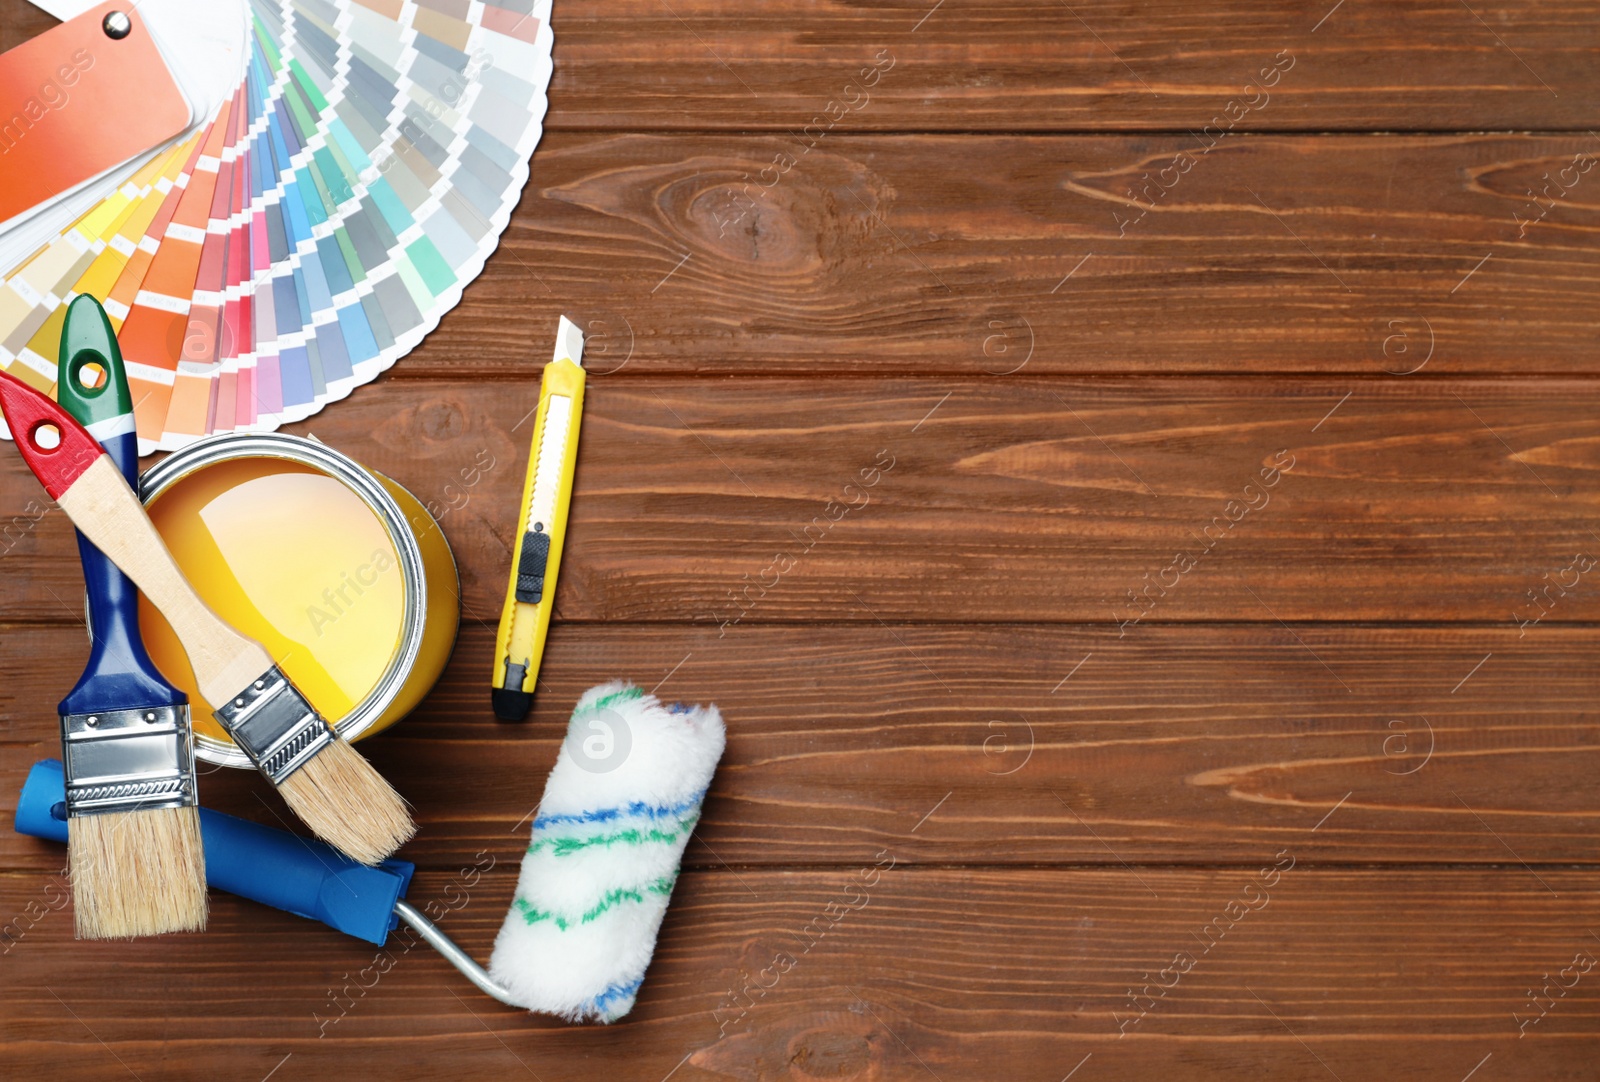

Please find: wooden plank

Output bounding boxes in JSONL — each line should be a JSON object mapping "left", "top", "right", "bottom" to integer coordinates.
{"left": 7, "top": 623, "right": 1600, "bottom": 871}
{"left": 3, "top": 376, "right": 1600, "bottom": 624}
{"left": 0, "top": 2, "right": 52, "bottom": 55}
{"left": 2, "top": 51, "right": 1596, "bottom": 374}
{"left": 7, "top": 1, "right": 1600, "bottom": 133}
{"left": 543, "top": 2, "right": 1600, "bottom": 133}
{"left": 413, "top": 132, "right": 1600, "bottom": 376}
{"left": 0, "top": 867, "right": 1597, "bottom": 1080}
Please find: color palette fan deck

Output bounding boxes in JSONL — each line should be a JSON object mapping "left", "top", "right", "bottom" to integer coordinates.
{"left": 0, "top": 0, "right": 553, "bottom": 452}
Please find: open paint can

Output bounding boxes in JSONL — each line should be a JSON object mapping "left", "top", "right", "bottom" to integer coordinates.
{"left": 136, "top": 432, "right": 459, "bottom": 767}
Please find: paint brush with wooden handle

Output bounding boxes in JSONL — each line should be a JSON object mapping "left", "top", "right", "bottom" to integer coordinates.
{"left": 0, "top": 371, "right": 414, "bottom": 865}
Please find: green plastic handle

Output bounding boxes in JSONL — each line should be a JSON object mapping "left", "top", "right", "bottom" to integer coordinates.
{"left": 55, "top": 294, "right": 133, "bottom": 431}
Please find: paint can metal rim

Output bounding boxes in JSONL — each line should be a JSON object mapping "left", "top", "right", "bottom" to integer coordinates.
{"left": 140, "top": 431, "right": 450, "bottom": 768}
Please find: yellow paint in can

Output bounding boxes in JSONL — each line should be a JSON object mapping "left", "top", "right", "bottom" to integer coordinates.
{"left": 136, "top": 434, "right": 459, "bottom": 765}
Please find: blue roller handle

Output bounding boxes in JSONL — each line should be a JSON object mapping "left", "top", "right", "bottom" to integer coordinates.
{"left": 56, "top": 424, "right": 185, "bottom": 717}
{"left": 15, "top": 760, "right": 414, "bottom": 945}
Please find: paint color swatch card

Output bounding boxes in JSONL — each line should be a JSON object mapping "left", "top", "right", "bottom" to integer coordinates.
{"left": 1, "top": 0, "right": 555, "bottom": 452}
{"left": 0, "top": 3, "right": 193, "bottom": 229}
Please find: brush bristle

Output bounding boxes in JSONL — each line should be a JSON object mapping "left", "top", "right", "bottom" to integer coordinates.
{"left": 276, "top": 737, "right": 414, "bottom": 865}
{"left": 68, "top": 806, "right": 207, "bottom": 939}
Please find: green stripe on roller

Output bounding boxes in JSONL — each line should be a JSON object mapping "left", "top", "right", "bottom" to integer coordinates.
{"left": 514, "top": 874, "right": 678, "bottom": 931}
{"left": 56, "top": 295, "right": 132, "bottom": 429}
{"left": 574, "top": 686, "right": 645, "bottom": 720}
{"left": 528, "top": 816, "right": 700, "bottom": 857}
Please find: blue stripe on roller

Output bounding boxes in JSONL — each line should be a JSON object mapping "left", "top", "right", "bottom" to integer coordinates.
{"left": 532, "top": 789, "right": 710, "bottom": 831}
{"left": 588, "top": 976, "right": 644, "bottom": 1017}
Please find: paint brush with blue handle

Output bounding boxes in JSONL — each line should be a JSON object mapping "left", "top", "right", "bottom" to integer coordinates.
{"left": 54, "top": 295, "right": 205, "bottom": 938}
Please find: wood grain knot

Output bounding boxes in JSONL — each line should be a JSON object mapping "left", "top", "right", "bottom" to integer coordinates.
{"left": 546, "top": 143, "right": 908, "bottom": 302}
{"left": 1468, "top": 150, "right": 1600, "bottom": 213}
{"left": 375, "top": 395, "right": 472, "bottom": 447}
{"left": 785, "top": 1025, "right": 874, "bottom": 1080}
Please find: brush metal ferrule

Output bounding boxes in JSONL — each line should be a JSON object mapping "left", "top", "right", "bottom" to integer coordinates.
{"left": 213, "top": 666, "right": 335, "bottom": 786}
{"left": 61, "top": 705, "right": 197, "bottom": 817}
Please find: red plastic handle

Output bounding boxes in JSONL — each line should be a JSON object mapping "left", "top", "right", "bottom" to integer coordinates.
{"left": 0, "top": 372, "right": 106, "bottom": 500}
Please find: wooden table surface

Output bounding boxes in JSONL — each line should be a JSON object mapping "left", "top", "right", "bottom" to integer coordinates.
{"left": 5, "top": 2, "right": 1600, "bottom": 1079}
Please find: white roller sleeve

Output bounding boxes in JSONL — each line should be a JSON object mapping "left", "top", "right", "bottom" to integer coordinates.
{"left": 489, "top": 682, "right": 725, "bottom": 1022}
